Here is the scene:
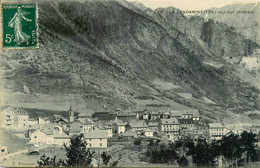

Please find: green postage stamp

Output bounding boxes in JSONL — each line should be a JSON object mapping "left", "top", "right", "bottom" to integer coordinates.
{"left": 2, "top": 3, "right": 38, "bottom": 49}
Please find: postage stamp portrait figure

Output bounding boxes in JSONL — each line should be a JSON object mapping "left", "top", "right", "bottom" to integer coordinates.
{"left": 2, "top": 4, "right": 38, "bottom": 49}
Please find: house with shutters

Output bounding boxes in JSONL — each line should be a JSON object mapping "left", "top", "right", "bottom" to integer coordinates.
{"left": 158, "top": 118, "right": 180, "bottom": 138}
{"left": 170, "top": 110, "right": 200, "bottom": 121}
{"left": 113, "top": 119, "right": 127, "bottom": 135}
{"left": 147, "top": 121, "right": 159, "bottom": 132}
{"left": 84, "top": 128, "right": 108, "bottom": 148}
{"left": 53, "top": 116, "right": 69, "bottom": 131}
{"left": 30, "top": 124, "right": 60, "bottom": 145}
{"left": 162, "top": 111, "right": 171, "bottom": 119}
{"left": 178, "top": 118, "right": 199, "bottom": 133}
{"left": 80, "top": 119, "right": 95, "bottom": 133}
{"left": 149, "top": 111, "right": 161, "bottom": 120}
{"left": 0, "top": 107, "right": 29, "bottom": 130}
{"left": 29, "top": 123, "right": 69, "bottom": 146}
{"left": 131, "top": 108, "right": 148, "bottom": 119}
{"left": 182, "top": 110, "right": 200, "bottom": 121}
{"left": 209, "top": 123, "right": 230, "bottom": 140}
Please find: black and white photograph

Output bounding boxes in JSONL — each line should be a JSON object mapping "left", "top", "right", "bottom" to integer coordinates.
{"left": 0, "top": 0, "right": 260, "bottom": 167}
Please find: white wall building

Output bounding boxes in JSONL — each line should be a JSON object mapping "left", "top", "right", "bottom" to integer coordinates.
{"left": 84, "top": 129, "right": 108, "bottom": 148}
{"left": 159, "top": 118, "right": 180, "bottom": 137}
{"left": 30, "top": 124, "right": 67, "bottom": 145}
{"left": 209, "top": 123, "right": 230, "bottom": 140}
{"left": 0, "top": 107, "right": 29, "bottom": 130}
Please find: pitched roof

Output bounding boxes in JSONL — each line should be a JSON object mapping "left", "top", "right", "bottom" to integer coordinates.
{"left": 53, "top": 131, "right": 70, "bottom": 139}
{"left": 224, "top": 131, "right": 237, "bottom": 137}
{"left": 128, "top": 120, "right": 148, "bottom": 128}
{"left": 29, "top": 124, "right": 41, "bottom": 130}
{"left": 113, "top": 119, "right": 127, "bottom": 126}
{"left": 83, "top": 129, "right": 108, "bottom": 139}
{"left": 160, "top": 118, "right": 179, "bottom": 125}
{"left": 54, "top": 117, "right": 68, "bottom": 123}
{"left": 103, "top": 125, "right": 112, "bottom": 129}
{"left": 150, "top": 111, "right": 160, "bottom": 115}
{"left": 115, "top": 108, "right": 122, "bottom": 112}
{"left": 144, "top": 128, "right": 154, "bottom": 132}
{"left": 4, "top": 107, "right": 16, "bottom": 113}
{"left": 122, "top": 130, "right": 136, "bottom": 137}
{"left": 148, "top": 122, "right": 159, "bottom": 127}
{"left": 39, "top": 123, "right": 55, "bottom": 135}
{"left": 170, "top": 111, "right": 183, "bottom": 117}
{"left": 182, "top": 109, "right": 199, "bottom": 117}
{"left": 163, "top": 111, "right": 171, "bottom": 115}
{"left": 39, "top": 116, "right": 51, "bottom": 121}
{"left": 1, "top": 107, "right": 28, "bottom": 115}
{"left": 78, "top": 118, "right": 95, "bottom": 125}
{"left": 143, "top": 111, "right": 149, "bottom": 115}
{"left": 70, "top": 121, "right": 83, "bottom": 133}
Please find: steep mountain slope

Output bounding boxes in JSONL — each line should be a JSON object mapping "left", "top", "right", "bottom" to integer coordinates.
{"left": 0, "top": 0, "right": 259, "bottom": 123}
{"left": 197, "top": 2, "right": 260, "bottom": 43}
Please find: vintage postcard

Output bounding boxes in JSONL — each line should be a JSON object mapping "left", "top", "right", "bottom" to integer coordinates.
{"left": 0, "top": 0, "right": 260, "bottom": 167}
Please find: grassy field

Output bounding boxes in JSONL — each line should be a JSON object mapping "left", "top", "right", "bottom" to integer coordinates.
{"left": 0, "top": 128, "right": 32, "bottom": 153}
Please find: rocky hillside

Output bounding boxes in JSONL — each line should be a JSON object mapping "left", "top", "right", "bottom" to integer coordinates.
{"left": 0, "top": 0, "right": 259, "bottom": 123}
{"left": 197, "top": 2, "right": 260, "bottom": 43}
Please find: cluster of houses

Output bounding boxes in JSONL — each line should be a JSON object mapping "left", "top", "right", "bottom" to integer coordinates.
{"left": 209, "top": 123, "right": 260, "bottom": 141}
{"left": 1, "top": 106, "right": 259, "bottom": 150}
{"left": 0, "top": 106, "right": 201, "bottom": 147}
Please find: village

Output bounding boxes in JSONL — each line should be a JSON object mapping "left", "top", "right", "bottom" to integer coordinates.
{"left": 0, "top": 106, "right": 260, "bottom": 167}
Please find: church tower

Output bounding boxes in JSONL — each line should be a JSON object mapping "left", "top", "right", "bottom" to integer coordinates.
{"left": 69, "top": 104, "right": 74, "bottom": 123}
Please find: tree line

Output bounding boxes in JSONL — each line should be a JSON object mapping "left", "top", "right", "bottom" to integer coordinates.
{"left": 145, "top": 131, "right": 260, "bottom": 167}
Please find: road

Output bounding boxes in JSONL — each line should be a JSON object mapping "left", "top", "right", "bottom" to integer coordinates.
{"left": 0, "top": 149, "right": 28, "bottom": 160}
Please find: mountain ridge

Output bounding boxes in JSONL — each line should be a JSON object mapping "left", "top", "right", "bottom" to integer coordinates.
{"left": 0, "top": 0, "right": 259, "bottom": 123}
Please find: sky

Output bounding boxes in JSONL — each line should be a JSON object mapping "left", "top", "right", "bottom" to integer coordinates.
{"left": 126, "top": 0, "right": 260, "bottom": 10}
